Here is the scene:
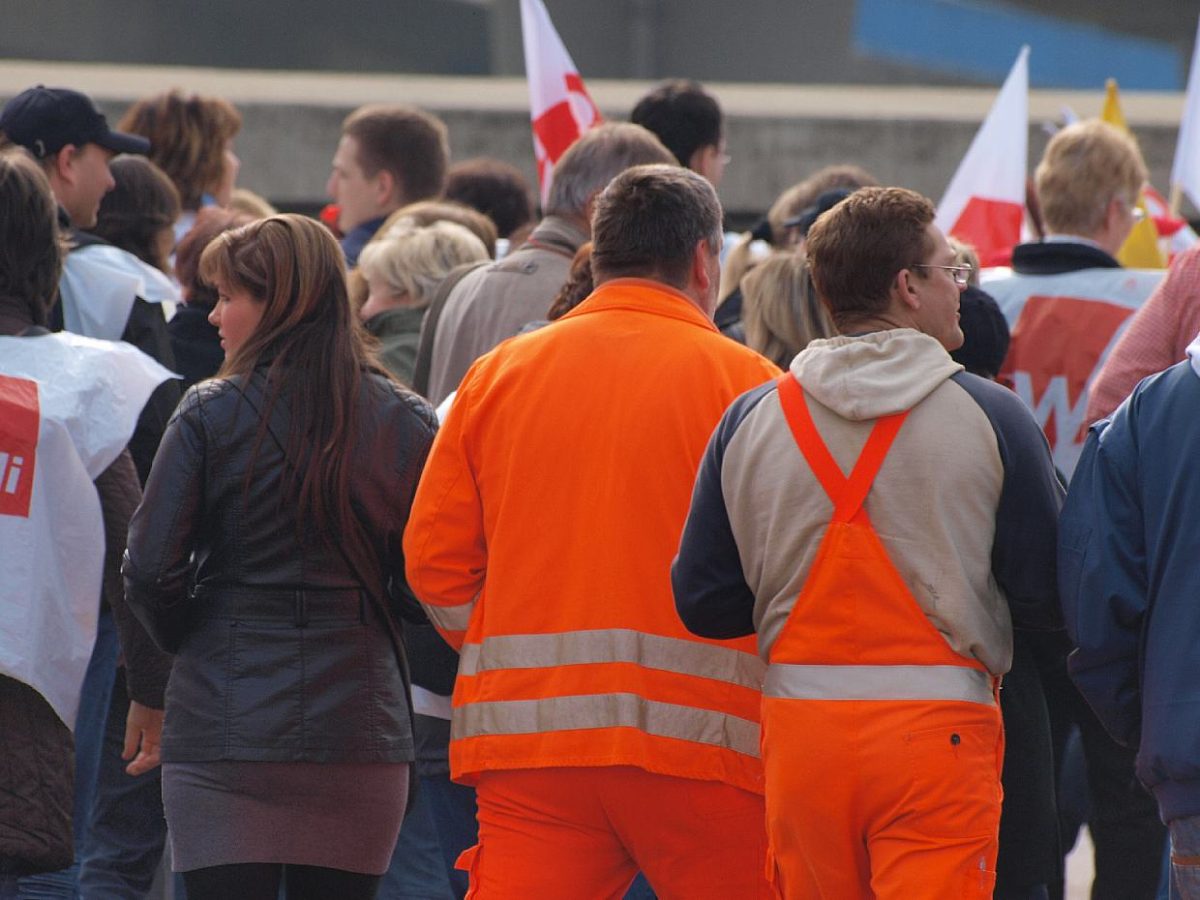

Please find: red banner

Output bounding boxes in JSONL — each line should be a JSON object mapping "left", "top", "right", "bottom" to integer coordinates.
{"left": 0, "top": 374, "right": 39, "bottom": 519}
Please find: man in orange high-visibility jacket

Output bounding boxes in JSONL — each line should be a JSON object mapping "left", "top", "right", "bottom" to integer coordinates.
{"left": 673, "top": 187, "right": 1064, "bottom": 899}
{"left": 404, "top": 163, "right": 779, "bottom": 899}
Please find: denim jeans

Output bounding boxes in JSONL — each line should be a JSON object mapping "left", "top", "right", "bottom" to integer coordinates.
{"left": 380, "top": 777, "right": 455, "bottom": 899}
{"left": 78, "top": 669, "right": 169, "bottom": 898}
{"left": 1170, "top": 815, "right": 1200, "bottom": 900}
{"left": 17, "top": 607, "right": 120, "bottom": 898}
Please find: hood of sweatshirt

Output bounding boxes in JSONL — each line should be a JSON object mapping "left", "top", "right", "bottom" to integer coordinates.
{"left": 790, "top": 328, "right": 963, "bottom": 421}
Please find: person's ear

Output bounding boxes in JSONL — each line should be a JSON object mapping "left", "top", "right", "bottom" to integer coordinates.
{"left": 895, "top": 267, "right": 921, "bottom": 311}
{"left": 1105, "top": 195, "right": 1126, "bottom": 232}
{"left": 53, "top": 144, "right": 80, "bottom": 186}
{"left": 375, "top": 169, "right": 397, "bottom": 208}
{"left": 691, "top": 239, "right": 712, "bottom": 291}
{"left": 688, "top": 144, "right": 720, "bottom": 182}
{"left": 582, "top": 191, "right": 600, "bottom": 229}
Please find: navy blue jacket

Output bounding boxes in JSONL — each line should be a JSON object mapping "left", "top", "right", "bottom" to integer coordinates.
{"left": 1060, "top": 360, "right": 1200, "bottom": 821}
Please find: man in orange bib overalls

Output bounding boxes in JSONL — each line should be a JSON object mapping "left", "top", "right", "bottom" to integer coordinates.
{"left": 673, "top": 187, "right": 1063, "bottom": 898}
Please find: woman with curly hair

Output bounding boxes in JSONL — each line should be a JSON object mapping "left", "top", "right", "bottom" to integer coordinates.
{"left": 118, "top": 90, "right": 242, "bottom": 244}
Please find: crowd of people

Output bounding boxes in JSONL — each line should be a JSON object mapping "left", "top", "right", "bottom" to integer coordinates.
{"left": 1, "top": 72, "right": 1199, "bottom": 900}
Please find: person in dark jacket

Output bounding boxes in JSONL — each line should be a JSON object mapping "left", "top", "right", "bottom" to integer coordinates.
{"left": 123, "top": 214, "right": 437, "bottom": 900}
{"left": 65, "top": 152, "right": 185, "bottom": 900}
{"left": 952, "top": 284, "right": 1064, "bottom": 900}
{"left": 984, "top": 119, "right": 1166, "bottom": 899}
{"left": 1059, "top": 347, "right": 1200, "bottom": 898}
{"left": 2, "top": 87, "right": 181, "bottom": 900}
{"left": 0, "top": 150, "right": 168, "bottom": 898}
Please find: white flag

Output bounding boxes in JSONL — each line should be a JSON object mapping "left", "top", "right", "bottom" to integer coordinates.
{"left": 936, "top": 47, "right": 1029, "bottom": 267}
{"left": 1170, "top": 16, "right": 1200, "bottom": 214}
{"left": 0, "top": 333, "right": 174, "bottom": 729}
{"left": 519, "top": 0, "right": 602, "bottom": 206}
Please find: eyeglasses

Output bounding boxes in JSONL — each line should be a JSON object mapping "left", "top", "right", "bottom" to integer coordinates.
{"left": 911, "top": 264, "right": 972, "bottom": 288}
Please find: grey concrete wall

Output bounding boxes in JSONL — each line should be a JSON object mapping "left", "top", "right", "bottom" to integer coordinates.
{"left": 1, "top": 0, "right": 1191, "bottom": 88}
{"left": 0, "top": 61, "right": 1191, "bottom": 220}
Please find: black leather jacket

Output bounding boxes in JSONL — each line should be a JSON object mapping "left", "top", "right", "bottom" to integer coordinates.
{"left": 122, "top": 368, "right": 437, "bottom": 764}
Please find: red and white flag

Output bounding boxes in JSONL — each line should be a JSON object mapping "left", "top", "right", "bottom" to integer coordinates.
{"left": 520, "top": 0, "right": 602, "bottom": 206}
{"left": 936, "top": 46, "right": 1029, "bottom": 267}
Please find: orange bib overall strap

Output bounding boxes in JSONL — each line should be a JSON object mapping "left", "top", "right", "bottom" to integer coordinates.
{"left": 767, "top": 373, "right": 992, "bottom": 683}
{"left": 775, "top": 373, "right": 905, "bottom": 527}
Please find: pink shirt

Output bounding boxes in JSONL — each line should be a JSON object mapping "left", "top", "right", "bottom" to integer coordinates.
{"left": 1087, "top": 245, "right": 1200, "bottom": 422}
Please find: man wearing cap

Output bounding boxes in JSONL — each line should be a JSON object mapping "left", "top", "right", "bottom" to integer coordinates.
{"left": 1, "top": 86, "right": 178, "bottom": 475}
{"left": 0, "top": 85, "right": 148, "bottom": 229}
{"left": 2, "top": 85, "right": 176, "bottom": 899}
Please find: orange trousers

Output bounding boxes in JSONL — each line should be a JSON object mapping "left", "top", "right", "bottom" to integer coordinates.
{"left": 459, "top": 766, "right": 771, "bottom": 899}
{"left": 762, "top": 698, "right": 1003, "bottom": 899}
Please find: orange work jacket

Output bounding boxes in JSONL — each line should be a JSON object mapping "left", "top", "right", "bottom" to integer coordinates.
{"left": 404, "top": 278, "right": 781, "bottom": 795}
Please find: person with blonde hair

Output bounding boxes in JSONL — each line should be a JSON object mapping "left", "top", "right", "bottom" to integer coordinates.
{"left": 1035, "top": 119, "right": 1146, "bottom": 243}
{"left": 123, "top": 214, "right": 437, "bottom": 900}
{"left": 976, "top": 117, "right": 1165, "bottom": 898}
{"left": 358, "top": 221, "right": 489, "bottom": 385}
{"left": 228, "top": 188, "right": 276, "bottom": 219}
{"left": 118, "top": 90, "right": 242, "bottom": 243}
{"left": 740, "top": 251, "right": 834, "bottom": 368}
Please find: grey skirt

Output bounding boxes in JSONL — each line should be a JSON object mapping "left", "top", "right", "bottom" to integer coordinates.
{"left": 163, "top": 760, "right": 409, "bottom": 874}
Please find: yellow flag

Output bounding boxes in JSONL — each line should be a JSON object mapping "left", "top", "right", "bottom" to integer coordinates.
{"left": 1102, "top": 79, "right": 1166, "bottom": 268}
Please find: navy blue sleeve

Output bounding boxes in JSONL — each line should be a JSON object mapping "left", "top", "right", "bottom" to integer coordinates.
{"left": 673, "top": 382, "right": 775, "bottom": 639}
{"left": 951, "top": 373, "right": 1065, "bottom": 631}
{"left": 1058, "top": 409, "right": 1145, "bottom": 748}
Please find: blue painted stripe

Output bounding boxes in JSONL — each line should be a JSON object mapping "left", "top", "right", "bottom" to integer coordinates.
{"left": 853, "top": 0, "right": 1183, "bottom": 90}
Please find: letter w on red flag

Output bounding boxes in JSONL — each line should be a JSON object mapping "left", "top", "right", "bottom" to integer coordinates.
{"left": 1001, "top": 295, "right": 1134, "bottom": 476}
{"left": 0, "top": 375, "right": 39, "bottom": 519}
{"left": 521, "top": 0, "right": 602, "bottom": 205}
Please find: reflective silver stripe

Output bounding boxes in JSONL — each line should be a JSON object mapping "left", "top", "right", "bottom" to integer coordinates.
{"left": 457, "top": 629, "right": 764, "bottom": 690}
{"left": 423, "top": 600, "right": 473, "bottom": 634}
{"left": 764, "top": 664, "right": 995, "bottom": 705}
{"left": 452, "top": 693, "right": 761, "bottom": 758}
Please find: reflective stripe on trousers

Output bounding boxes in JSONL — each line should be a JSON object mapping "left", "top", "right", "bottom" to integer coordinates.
{"left": 764, "top": 663, "right": 996, "bottom": 706}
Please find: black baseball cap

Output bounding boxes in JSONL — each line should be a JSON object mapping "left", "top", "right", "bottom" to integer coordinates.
{"left": 0, "top": 85, "right": 150, "bottom": 159}
{"left": 783, "top": 188, "right": 855, "bottom": 237}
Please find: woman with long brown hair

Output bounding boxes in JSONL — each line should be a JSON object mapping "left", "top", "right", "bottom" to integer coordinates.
{"left": 123, "top": 214, "right": 436, "bottom": 899}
